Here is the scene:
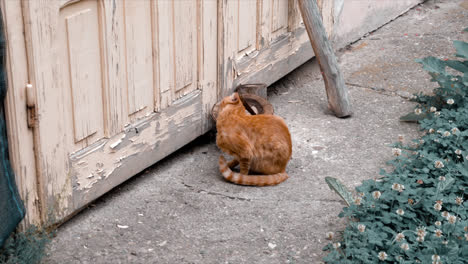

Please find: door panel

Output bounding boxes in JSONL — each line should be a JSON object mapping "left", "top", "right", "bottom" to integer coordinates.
{"left": 237, "top": 0, "right": 257, "bottom": 55}
{"left": 124, "top": 0, "right": 154, "bottom": 118}
{"left": 65, "top": 7, "right": 103, "bottom": 143}
{"left": 220, "top": 0, "right": 314, "bottom": 96}
{"left": 23, "top": 0, "right": 217, "bottom": 223}
{"left": 271, "top": 0, "right": 289, "bottom": 39}
{"left": 173, "top": 0, "right": 198, "bottom": 98}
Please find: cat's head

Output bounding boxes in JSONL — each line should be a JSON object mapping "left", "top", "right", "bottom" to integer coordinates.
{"left": 218, "top": 92, "right": 244, "bottom": 114}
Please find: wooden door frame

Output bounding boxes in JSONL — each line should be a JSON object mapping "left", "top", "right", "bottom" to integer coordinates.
{"left": 1, "top": 0, "right": 44, "bottom": 227}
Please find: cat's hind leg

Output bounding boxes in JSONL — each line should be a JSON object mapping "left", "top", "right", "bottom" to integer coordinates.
{"left": 239, "top": 158, "right": 251, "bottom": 175}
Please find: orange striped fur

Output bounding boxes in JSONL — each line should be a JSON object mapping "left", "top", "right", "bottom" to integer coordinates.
{"left": 219, "top": 155, "right": 289, "bottom": 186}
{"left": 216, "top": 92, "right": 292, "bottom": 186}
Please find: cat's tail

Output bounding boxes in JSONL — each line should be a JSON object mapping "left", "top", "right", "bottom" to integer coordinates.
{"left": 218, "top": 156, "right": 288, "bottom": 186}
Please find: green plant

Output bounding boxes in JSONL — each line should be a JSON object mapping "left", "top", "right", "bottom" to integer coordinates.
{"left": 0, "top": 226, "right": 51, "bottom": 264}
{"left": 323, "top": 32, "right": 468, "bottom": 263}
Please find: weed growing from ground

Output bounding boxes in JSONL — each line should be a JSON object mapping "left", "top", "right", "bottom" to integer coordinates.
{"left": 323, "top": 30, "right": 468, "bottom": 263}
{"left": 0, "top": 226, "right": 51, "bottom": 264}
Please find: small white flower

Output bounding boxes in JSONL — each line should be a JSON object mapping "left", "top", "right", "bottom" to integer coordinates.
{"left": 466, "top": 155, "right": 468, "bottom": 161}
{"left": 414, "top": 108, "right": 422, "bottom": 115}
{"left": 448, "top": 215, "right": 457, "bottom": 224}
{"left": 392, "top": 148, "right": 402, "bottom": 156}
{"left": 434, "top": 111, "right": 441, "bottom": 117}
{"left": 416, "top": 236, "right": 424, "bottom": 242}
{"left": 378, "top": 251, "right": 388, "bottom": 261}
{"left": 372, "top": 191, "right": 381, "bottom": 199}
{"left": 434, "top": 138, "right": 440, "bottom": 143}
{"left": 443, "top": 131, "right": 451, "bottom": 137}
{"left": 434, "top": 229, "right": 443, "bottom": 237}
{"left": 451, "top": 127, "right": 460, "bottom": 134}
{"left": 451, "top": 77, "right": 458, "bottom": 81}
{"left": 455, "top": 149, "right": 462, "bottom": 155}
{"left": 432, "top": 254, "right": 440, "bottom": 261}
{"left": 354, "top": 197, "right": 362, "bottom": 205}
{"left": 434, "top": 160, "right": 444, "bottom": 169}
{"left": 456, "top": 197, "right": 464, "bottom": 205}
{"left": 400, "top": 243, "right": 410, "bottom": 251}
{"left": 357, "top": 224, "right": 366, "bottom": 233}
{"left": 429, "top": 128, "right": 435, "bottom": 133}
{"left": 439, "top": 176, "right": 446, "bottom": 181}
{"left": 416, "top": 227, "right": 426, "bottom": 237}
{"left": 434, "top": 203, "right": 442, "bottom": 211}
{"left": 326, "top": 232, "right": 334, "bottom": 240}
{"left": 395, "top": 233, "right": 405, "bottom": 242}
{"left": 441, "top": 211, "right": 449, "bottom": 219}
{"left": 332, "top": 242, "right": 341, "bottom": 249}
{"left": 396, "top": 209, "right": 405, "bottom": 216}
{"left": 447, "top": 98, "right": 455, "bottom": 105}
{"left": 435, "top": 221, "right": 442, "bottom": 226}
{"left": 465, "top": 233, "right": 468, "bottom": 241}
{"left": 391, "top": 183, "right": 405, "bottom": 192}
{"left": 430, "top": 106, "right": 437, "bottom": 112}
{"left": 399, "top": 185, "right": 405, "bottom": 192}
{"left": 442, "top": 240, "right": 449, "bottom": 245}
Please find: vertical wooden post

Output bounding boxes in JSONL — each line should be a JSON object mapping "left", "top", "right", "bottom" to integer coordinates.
{"left": 298, "top": 0, "right": 352, "bottom": 117}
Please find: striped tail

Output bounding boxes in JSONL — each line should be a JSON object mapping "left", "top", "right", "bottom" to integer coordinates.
{"left": 218, "top": 155, "right": 289, "bottom": 186}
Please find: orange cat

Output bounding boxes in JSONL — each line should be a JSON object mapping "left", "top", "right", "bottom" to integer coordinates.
{"left": 216, "top": 92, "right": 292, "bottom": 186}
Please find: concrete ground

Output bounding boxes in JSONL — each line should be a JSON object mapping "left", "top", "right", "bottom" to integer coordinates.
{"left": 44, "top": 1, "right": 468, "bottom": 263}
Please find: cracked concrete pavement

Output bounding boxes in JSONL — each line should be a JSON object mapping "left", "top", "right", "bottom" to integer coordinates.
{"left": 43, "top": 1, "right": 468, "bottom": 263}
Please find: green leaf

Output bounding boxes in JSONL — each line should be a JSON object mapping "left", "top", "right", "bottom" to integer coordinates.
{"left": 456, "top": 160, "right": 468, "bottom": 177}
{"left": 367, "top": 229, "right": 384, "bottom": 246}
{"left": 463, "top": 74, "right": 468, "bottom": 86}
{"left": 439, "top": 176, "right": 455, "bottom": 191}
{"left": 445, "top": 60, "right": 468, "bottom": 73}
{"left": 415, "top": 57, "right": 446, "bottom": 74}
{"left": 454, "top": 41, "right": 468, "bottom": 59}
{"left": 400, "top": 112, "right": 429, "bottom": 122}
{"left": 325, "top": 177, "right": 354, "bottom": 207}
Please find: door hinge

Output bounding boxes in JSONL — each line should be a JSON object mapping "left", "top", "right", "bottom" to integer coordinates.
{"left": 26, "top": 83, "right": 37, "bottom": 128}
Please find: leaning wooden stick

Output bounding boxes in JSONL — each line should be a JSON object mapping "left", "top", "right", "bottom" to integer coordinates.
{"left": 298, "top": 0, "right": 352, "bottom": 117}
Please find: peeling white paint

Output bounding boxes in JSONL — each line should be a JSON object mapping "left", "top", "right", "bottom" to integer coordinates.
{"left": 72, "top": 92, "right": 201, "bottom": 191}
{"left": 109, "top": 134, "right": 126, "bottom": 150}
{"left": 109, "top": 140, "right": 122, "bottom": 149}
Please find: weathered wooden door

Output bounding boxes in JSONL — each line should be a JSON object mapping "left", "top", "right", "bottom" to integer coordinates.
{"left": 219, "top": 0, "right": 335, "bottom": 96}
{"left": 220, "top": 0, "right": 305, "bottom": 95}
{"left": 22, "top": 0, "right": 217, "bottom": 223}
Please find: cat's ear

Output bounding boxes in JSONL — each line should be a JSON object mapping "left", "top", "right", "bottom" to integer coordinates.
{"left": 230, "top": 93, "right": 239, "bottom": 103}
